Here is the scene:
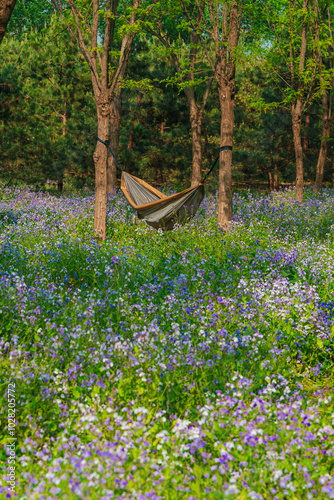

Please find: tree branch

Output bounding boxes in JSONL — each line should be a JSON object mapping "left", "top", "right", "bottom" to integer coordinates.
{"left": 102, "top": 0, "right": 112, "bottom": 88}
{"left": 199, "top": 76, "right": 213, "bottom": 115}
{"left": 50, "top": 0, "right": 101, "bottom": 92}
{"left": 181, "top": 0, "right": 217, "bottom": 77}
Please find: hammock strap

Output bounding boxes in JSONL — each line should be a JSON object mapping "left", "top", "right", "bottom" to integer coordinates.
{"left": 97, "top": 138, "right": 123, "bottom": 171}
{"left": 202, "top": 146, "right": 232, "bottom": 183}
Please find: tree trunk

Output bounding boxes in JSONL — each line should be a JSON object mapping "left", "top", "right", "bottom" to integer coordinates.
{"left": 268, "top": 170, "right": 273, "bottom": 191}
{"left": 274, "top": 164, "right": 279, "bottom": 190}
{"left": 57, "top": 174, "right": 64, "bottom": 193}
{"left": 292, "top": 100, "right": 304, "bottom": 202}
{"left": 315, "top": 90, "right": 333, "bottom": 193}
{"left": 0, "top": 0, "right": 17, "bottom": 44}
{"left": 127, "top": 123, "right": 134, "bottom": 153}
{"left": 156, "top": 119, "right": 164, "bottom": 184}
{"left": 189, "top": 102, "right": 202, "bottom": 186}
{"left": 203, "top": 122, "right": 212, "bottom": 163}
{"left": 94, "top": 130, "right": 108, "bottom": 240}
{"left": 303, "top": 114, "right": 310, "bottom": 155}
{"left": 315, "top": 121, "right": 332, "bottom": 193}
{"left": 62, "top": 109, "right": 67, "bottom": 137}
{"left": 107, "top": 87, "right": 122, "bottom": 193}
{"left": 218, "top": 85, "right": 234, "bottom": 229}
{"left": 58, "top": 110, "right": 67, "bottom": 194}
{"left": 156, "top": 165, "right": 163, "bottom": 185}
{"left": 94, "top": 93, "right": 109, "bottom": 240}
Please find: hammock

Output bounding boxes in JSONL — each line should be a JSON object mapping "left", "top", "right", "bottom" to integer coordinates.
{"left": 121, "top": 172, "right": 204, "bottom": 230}
{"left": 97, "top": 139, "right": 231, "bottom": 230}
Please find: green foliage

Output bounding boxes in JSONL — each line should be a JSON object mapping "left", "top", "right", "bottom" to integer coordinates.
{"left": 0, "top": 0, "right": 334, "bottom": 191}
{"left": 264, "top": 0, "right": 334, "bottom": 109}
{"left": 7, "top": 0, "right": 55, "bottom": 38}
{"left": 0, "top": 18, "right": 96, "bottom": 188}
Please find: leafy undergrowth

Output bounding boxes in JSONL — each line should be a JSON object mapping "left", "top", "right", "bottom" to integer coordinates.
{"left": 0, "top": 184, "right": 333, "bottom": 500}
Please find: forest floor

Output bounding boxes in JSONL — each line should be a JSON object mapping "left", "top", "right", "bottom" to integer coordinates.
{"left": 0, "top": 184, "right": 333, "bottom": 499}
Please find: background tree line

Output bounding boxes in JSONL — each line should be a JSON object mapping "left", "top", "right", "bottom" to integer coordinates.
{"left": 0, "top": 0, "right": 333, "bottom": 237}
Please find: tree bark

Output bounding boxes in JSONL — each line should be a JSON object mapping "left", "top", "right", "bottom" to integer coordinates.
{"left": 107, "top": 87, "right": 122, "bottom": 193}
{"left": 0, "top": 0, "right": 17, "bottom": 44}
{"left": 156, "top": 165, "right": 163, "bottom": 185}
{"left": 268, "top": 170, "right": 273, "bottom": 191}
{"left": 292, "top": 100, "right": 304, "bottom": 202}
{"left": 203, "top": 122, "right": 212, "bottom": 163}
{"left": 189, "top": 102, "right": 202, "bottom": 186}
{"left": 156, "top": 119, "right": 164, "bottom": 184}
{"left": 57, "top": 176, "right": 64, "bottom": 193}
{"left": 58, "top": 109, "right": 67, "bottom": 194}
{"left": 218, "top": 84, "right": 234, "bottom": 228}
{"left": 314, "top": 2, "right": 334, "bottom": 193}
{"left": 303, "top": 114, "right": 310, "bottom": 155}
{"left": 127, "top": 123, "right": 133, "bottom": 154}
{"left": 314, "top": 31, "right": 333, "bottom": 194}
{"left": 274, "top": 164, "right": 279, "bottom": 190}
{"left": 94, "top": 92, "right": 110, "bottom": 240}
{"left": 314, "top": 100, "right": 332, "bottom": 192}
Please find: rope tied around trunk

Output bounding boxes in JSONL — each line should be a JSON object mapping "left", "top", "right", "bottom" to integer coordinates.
{"left": 97, "top": 138, "right": 123, "bottom": 172}
{"left": 201, "top": 146, "right": 233, "bottom": 183}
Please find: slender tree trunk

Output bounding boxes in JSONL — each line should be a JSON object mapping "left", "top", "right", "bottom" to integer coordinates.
{"left": 0, "top": 0, "right": 17, "bottom": 44}
{"left": 203, "top": 122, "right": 212, "bottom": 163}
{"left": 292, "top": 100, "right": 304, "bottom": 202}
{"left": 127, "top": 123, "right": 134, "bottom": 152}
{"left": 57, "top": 176, "right": 64, "bottom": 193}
{"left": 315, "top": 91, "right": 333, "bottom": 193}
{"left": 94, "top": 93, "right": 109, "bottom": 240}
{"left": 314, "top": 120, "right": 332, "bottom": 193}
{"left": 94, "top": 131, "right": 108, "bottom": 240}
{"left": 268, "top": 170, "right": 273, "bottom": 191}
{"left": 156, "top": 120, "right": 164, "bottom": 184}
{"left": 62, "top": 111, "right": 66, "bottom": 138}
{"left": 58, "top": 110, "right": 67, "bottom": 194}
{"left": 156, "top": 165, "right": 163, "bottom": 185}
{"left": 190, "top": 120, "right": 202, "bottom": 186}
{"left": 218, "top": 85, "right": 234, "bottom": 228}
{"left": 274, "top": 164, "right": 279, "bottom": 190}
{"left": 190, "top": 103, "right": 202, "bottom": 186}
{"left": 303, "top": 114, "right": 310, "bottom": 155}
{"left": 107, "top": 87, "right": 122, "bottom": 193}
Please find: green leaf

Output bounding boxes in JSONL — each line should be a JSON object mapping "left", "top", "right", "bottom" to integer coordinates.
{"left": 92, "top": 385, "right": 100, "bottom": 396}
{"left": 72, "top": 387, "right": 80, "bottom": 399}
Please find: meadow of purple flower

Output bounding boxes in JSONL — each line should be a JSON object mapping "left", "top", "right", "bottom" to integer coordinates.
{"left": 0, "top": 185, "right": 333, "bottom": 499}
